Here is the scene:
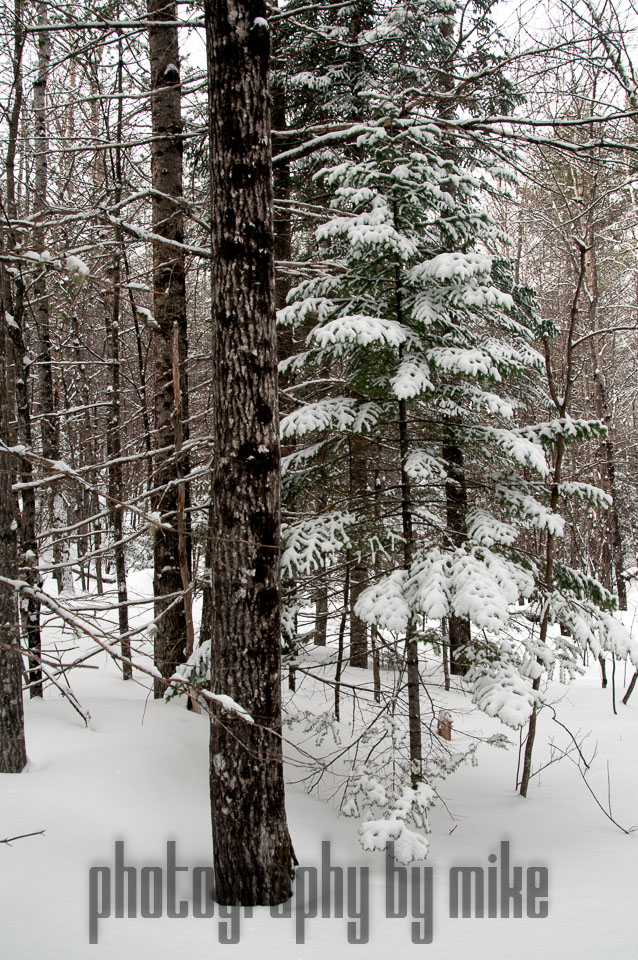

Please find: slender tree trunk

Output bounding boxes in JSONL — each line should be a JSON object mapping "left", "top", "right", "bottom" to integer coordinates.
{"left": 442, "top": 618, "right": 451, "bottom": 692}
{"left": 334, "top": 568, "right": 349, "bottom": 721}
{"left": 442, "top": 436, "right": 471, "bottom": 675}
{"left": 33, "top": 0, "right": 64, "bottom": 594}
{"left": 0, "top": 280, "right": 27, "bottom": 773}
{"left": 587, "top": 249, "right": 627, "bottom": 609}
{"left": 104, "top": 30, "right": 132, "bottom": 679}
{"left": 396, "top": 269, "right": 422, "bottom": 785}
{"left": 370, "top": 625, "right": 381, "bottom": 702}
{"left": 622, "top": 670, "right": 637, "bottom": 706}
{"left": 4, "top": 0, "right": 42, "bottom": 697}
{"left": 314, "top": 568, "right": 328, "bottom": 646}
{"left": 205, "top": 0, "right": 294, "bottom": 905}
{"left": 349, "top": 434, "right": 368, "bottom": 667}
{"left": 106, "top": 263, "right": 132, "bottom": 677}
{"left": 147, "top": 0, "right": 189, "bottom": 695}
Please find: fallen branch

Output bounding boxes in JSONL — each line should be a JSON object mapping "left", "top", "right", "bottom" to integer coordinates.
{"left": 0, "top": 831, "right": 45, "bottom": 845}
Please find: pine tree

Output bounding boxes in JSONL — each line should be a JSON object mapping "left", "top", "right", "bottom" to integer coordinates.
{"left": 277, "top": 0, "right": 638, "bottom": 846}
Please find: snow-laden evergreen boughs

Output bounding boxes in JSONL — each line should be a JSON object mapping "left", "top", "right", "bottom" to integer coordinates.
{"left": 281, "top": 510, "right": 357, "bottom": 579}
{"left": 280, "top": 398, "right": 386, "bottom": 439}
{"left": 353, "top": 570, "right": 411, "bottom": 633}
{"left": 470, "top": 658, "right": 542, "bottom": 728}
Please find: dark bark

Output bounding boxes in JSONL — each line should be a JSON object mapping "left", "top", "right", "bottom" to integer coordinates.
{"left": 398, "top": 392, "right": 422, "bottom": 784}
{"left": 441, "top": 618, "right": 451, "bottom": 692}
{"left": 334, "top": 568, "right": 349, "bottom": 721}
{"left": 147, "top": 0, "right": 190, "bottom": 695}
{"left": 105, "top": 32, "right": 132, "bottom": 680}
{"left": 0, "top": 278, "right": 27, "bottom": 773}
{"left": 4, "top": 0, "right": 41, "bottom": 697}
{"left": 33, "top": 1, "right": 64, "bottom": 594}
{"left": 205, "top": 0, "right": 294, "bottom": 905}
{"left": 106, "top": 261, "right": 132, "bottom": 679}
{"left": 442, "top": 437, "right": 471, "bottom": 675}
{"left": 348, "top": 434, "right": 368, "bottom": 667}
{"left": 370, "top": 625, "right": 381, "bottom": 702}
{"left": 622, "top": 670, "right": 637, "bottom": 706}
{"left": 396, "top": 293, "right": 422, "bottom": 784}
{"left": 313, "top": 570, "right": 328, "bottom": 646}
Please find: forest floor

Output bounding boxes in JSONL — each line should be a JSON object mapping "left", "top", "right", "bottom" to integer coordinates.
{"left": 1, "top": 569, "right": 637, "bottom": 958}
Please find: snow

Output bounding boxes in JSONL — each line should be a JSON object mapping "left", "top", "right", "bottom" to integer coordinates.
{"left": 281, "top": 398, "right": 384, "bottom": 439}
{"left": 281, "top": 512, "right": 356, "bottom": 578}
{"left": 410, "top": 251, "right": 492, "bottom": 282}
{"left": 390, "top": 356, "right": 434, "bottom": 399}
{"left": 200, "top": 691, "right": 254, "bottom": 724}
{"left": 308, "top": 315, "right": 408, "bottom": 349}
{"left": 1, "top": 570, "right": 638, "bottom": 958}
{"left": 135, "top": 306, "right": 160, "bottom": 331}
{"left": 403, "top": 449, "right": 447, "bottom": 482}
{"left": 354, "top": 570, "right": 411, "bottom": 633}
{"left": 427, "top": 346, "right": 503, "bottom": 380}
{"left": 65, "top": 255, "right": 90, "bottom": 278}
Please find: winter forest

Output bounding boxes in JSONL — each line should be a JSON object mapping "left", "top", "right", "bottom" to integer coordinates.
{"left": 1, "top": 0, "right": 638, "bottom": 956}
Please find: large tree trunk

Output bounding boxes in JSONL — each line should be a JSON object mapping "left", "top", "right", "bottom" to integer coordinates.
{"left": 0, "top": 278, "right": 27, "bottom": 773}
{"left": 147, "top": 0, "right": 190, "bottom": 695}
{"left": 204, "top": 0, "right": 294, "bottom": 905}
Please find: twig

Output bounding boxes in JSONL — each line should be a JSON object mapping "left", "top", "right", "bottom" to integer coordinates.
{"left": 0, "top": 830, "right": 45, "bottom": 845}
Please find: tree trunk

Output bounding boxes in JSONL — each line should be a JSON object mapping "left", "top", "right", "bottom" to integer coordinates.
{"left": 587, "top": 250, "right": 627, "bottom": 609}
{"left": 4, "top": 0, "right": 41, "bottom": 697}
{"left": 33, "top": 1, "right": 65, "bottom": 594}
{"left": 104, "top": 30, "right": 132, "bottom": 680}
{"left": 622, "top": 670, "right": 637, "bottom": 706}
{"left": 313, "top": 569, "right": 328, "bottom": 646}
{"left": 443, "top": 436, "right": 471, "bottom": 675}
{"left": 205, "top": 0, "right": 294, "bottom": 905}
{"left": 147, "top": 0, "right": 189, "bottom": 695}
{"left": 398, "top": 391, "right": 422, "bottom": 785}
{"left": 349, "top": 434, "right": 368, "bottom": 667}
{"left": 0, "top": 278, "right": 27, "bottom": 773}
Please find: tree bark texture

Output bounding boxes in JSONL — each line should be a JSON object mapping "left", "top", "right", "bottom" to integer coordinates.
{"left": 205, "top": 0, "right": 294, "bottom": 905}
{"left": 3, "top": 0, "right": 41, "bottom": 697}
{"left": 0, "top": 281, "right": 27, "bottom": 773}
{"left": 148, "top": 0, "right": 190, "bottom": 694}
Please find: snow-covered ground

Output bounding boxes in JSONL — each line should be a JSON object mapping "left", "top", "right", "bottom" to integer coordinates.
{"left": 2, "top": 572, "right": 637, "bottom": 958}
